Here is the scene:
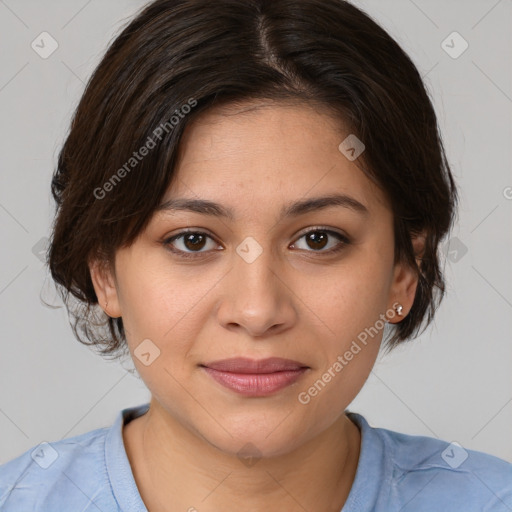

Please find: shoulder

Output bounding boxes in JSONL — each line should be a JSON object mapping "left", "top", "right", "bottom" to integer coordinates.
{"left": 0, "top": 425, "right": 117, "bottom": 511}
{"left": 348, "top": 412, "right": 512, "bottom": 511}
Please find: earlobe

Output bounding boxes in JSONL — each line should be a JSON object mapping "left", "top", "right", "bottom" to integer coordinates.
{"left": 88, "top": 258, "right": 122, "bottom": 318}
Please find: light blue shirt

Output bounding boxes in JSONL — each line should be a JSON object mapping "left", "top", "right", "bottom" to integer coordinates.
{"left": 1, "top": 402, "right": 511, "bottom": 511}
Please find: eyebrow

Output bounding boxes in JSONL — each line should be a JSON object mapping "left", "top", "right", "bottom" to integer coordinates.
{"left": 155, "top": 193, "right": 369, "bottom": 220}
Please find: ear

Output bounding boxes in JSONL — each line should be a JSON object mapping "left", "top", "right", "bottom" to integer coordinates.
{"left": 88, "top": 257, "right": 122, "bottom": 318}
{"left": 387, "top": 230, "right": 426, "bottom": 323}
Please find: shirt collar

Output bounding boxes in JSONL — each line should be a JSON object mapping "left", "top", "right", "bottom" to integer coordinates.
{"left": 104, "top": 403, "right": 388, "bottom": 512}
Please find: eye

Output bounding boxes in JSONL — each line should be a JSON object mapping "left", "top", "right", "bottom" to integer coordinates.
{"left": 290, "top": 228, "right": 350, "bottom": 255}
{"left": 162, "top": 227, "right": 350, "bottom": 260}
{"left": 163, "top": 230, "right": 222, "bottom": 259}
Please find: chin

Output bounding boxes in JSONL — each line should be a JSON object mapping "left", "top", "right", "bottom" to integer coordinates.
{"left": 196, "top": 413, "right": 312, "bottom": 461}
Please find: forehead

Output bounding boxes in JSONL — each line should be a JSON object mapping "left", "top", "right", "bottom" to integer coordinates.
{"left": 161, "top": 100, "right": 390, "bottom": 219}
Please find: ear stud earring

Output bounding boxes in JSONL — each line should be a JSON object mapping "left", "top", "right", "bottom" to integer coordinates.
{"left": 395, "top": 304, "right": 403, "bottom": 316}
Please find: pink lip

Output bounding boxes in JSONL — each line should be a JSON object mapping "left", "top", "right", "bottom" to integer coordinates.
{"left": 201, "top": 357, "right": 309, "bottom": 397}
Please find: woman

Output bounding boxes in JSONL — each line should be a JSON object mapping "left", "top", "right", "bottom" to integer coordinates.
{"left": 1, "top": 0, "right": 511, "bottom": 510}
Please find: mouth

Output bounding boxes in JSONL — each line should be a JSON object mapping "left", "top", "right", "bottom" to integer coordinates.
{"left": 200, "top": 357, "right": 310, "bottom": 397}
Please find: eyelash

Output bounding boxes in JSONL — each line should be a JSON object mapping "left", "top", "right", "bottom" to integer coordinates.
{"left": 162, "top": 227, "right": 350, "bottom": 260}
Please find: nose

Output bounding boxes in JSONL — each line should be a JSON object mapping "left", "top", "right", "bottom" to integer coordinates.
{"left": 215, "top": 242, "right": 298, "bottom": 339}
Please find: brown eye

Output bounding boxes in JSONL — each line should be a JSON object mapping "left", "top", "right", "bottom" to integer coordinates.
{"left": 291, "top": 229, "right": 350, "bottom": 254}
{"left": 163, "top": 231, "right": 221, "bottom": 258}
{"left": 305, "top": 231, "right": 329, "bottom": 250}
{"left": 182, "top": 233, "right": 207, "bottom": 251}
{"left": 163, "top": 227, "right": 350, "bottom": 260}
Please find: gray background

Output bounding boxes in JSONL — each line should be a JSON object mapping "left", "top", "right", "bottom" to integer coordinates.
{"left": 0, "top": 0, "right": 511, "bottom": 465}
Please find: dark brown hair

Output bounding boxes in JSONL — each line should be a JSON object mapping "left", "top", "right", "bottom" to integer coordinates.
{"left": 48, "top": 0, "right": 458, "bottom": 360}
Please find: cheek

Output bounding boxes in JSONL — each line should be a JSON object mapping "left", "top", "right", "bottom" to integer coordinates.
{"left": 308, "top": 253, "right": 392, "bottom": 342}
{"left": 297, "top": 276, "right": 383, "bottom": 422}
{"left": 295, "top": 247, "right": 392, "bottom": 404}
{"left": 116, "top": 260, "right": 204, "bottom": 349}
{"left": 117, "top": 257, "right": 232, "bottom": 381}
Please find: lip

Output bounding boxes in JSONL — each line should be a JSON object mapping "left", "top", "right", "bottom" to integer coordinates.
{"left": 200, "top": 357, "right": 309, "bottom": 397}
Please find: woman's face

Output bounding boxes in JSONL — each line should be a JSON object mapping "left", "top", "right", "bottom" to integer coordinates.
{"left": 91, "top": 101, "right": 419, "bottom": 457}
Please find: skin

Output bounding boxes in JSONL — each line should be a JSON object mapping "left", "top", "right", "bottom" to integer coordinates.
{"left": 89, "top": 100, "right": 425, "bottom": 512}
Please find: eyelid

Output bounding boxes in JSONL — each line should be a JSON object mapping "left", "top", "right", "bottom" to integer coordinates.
{"left": 293, "top": 225, "right": 349, "bottom": 241}
{"left": 162, "top": 228, "right": 222, "bottom": 248}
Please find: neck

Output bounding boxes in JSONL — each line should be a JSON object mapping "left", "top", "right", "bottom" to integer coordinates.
{"left": 123, "top": 398, "right": 361, "bottom": 512}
